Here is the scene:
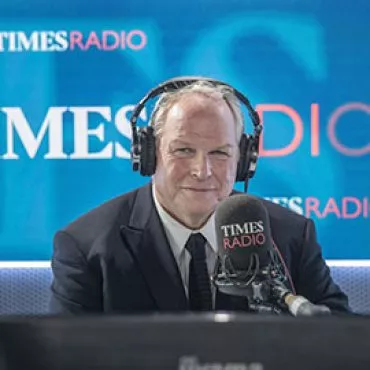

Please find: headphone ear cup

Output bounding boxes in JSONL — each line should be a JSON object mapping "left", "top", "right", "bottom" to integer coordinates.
{"left": 139, "top": 126, "right": 156, "bottom": 176}
{"left": 236, "top": 134, "right": 252, "bottom": 182}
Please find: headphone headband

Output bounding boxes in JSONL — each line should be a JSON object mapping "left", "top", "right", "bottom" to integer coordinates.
{"left": 131, "top": 76, "right": 261, "bottom": 128}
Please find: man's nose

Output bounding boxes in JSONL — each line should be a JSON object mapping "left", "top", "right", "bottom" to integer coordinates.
{"left": 190, "top": 153, "right": 212, "bottom": 180}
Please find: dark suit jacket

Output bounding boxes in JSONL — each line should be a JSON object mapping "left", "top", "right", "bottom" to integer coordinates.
{"left": 49, "top": 183, "right": 350, "bottom": 314}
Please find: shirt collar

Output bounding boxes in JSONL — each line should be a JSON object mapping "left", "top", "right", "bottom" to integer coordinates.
{"left": 151, "top": 184, "right": 218, "bottom": 261}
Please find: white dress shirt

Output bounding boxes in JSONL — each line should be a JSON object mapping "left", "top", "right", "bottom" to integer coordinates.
{"left": 152, "top": 185, "right": 218, "bottom": 301}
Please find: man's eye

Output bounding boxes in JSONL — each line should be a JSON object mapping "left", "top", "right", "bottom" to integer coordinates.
{"left": 175, "top": 148, "right": 194, "bottom": 154}
{"left": 210, "top": 150, "right": 230, "bottom": 157}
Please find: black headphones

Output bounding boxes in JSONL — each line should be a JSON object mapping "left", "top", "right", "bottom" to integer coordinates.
{"left": 130, "top": 76, "right": 262, "bottom": 188}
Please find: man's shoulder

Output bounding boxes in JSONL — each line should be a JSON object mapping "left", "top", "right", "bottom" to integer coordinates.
{"left": 60, "top": 185, "right": 146, "bottom": 241}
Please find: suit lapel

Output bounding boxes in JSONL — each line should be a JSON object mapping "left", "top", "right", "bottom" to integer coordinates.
{"left": 120, "top": 184, "right": 187, "bottom": 311}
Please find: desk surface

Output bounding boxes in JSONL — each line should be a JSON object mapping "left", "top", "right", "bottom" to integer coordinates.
{"left": 0, "top": 313, "right": 369, "bottom": 370}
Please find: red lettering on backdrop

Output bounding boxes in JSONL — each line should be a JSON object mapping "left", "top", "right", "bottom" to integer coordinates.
{"left": 342, "top": 197, "right": 362, "bottom": 219}
{"left": 305, "top": 197, "right": 369, "bottom": 219}
{"left": 322, "top": 198, "right": 341, "bottom": 218}
{"left": 364, "top": 198, "right": 369, "bottom": 217}
{"left": 102, "top": 31, "right": 120, "bottom": 50}
{"left": 69, "top": 31, "right": 83, "bottom": 50}
{"left": 305, "top": 197, "right": 321, "bottom": 218}
{"left": 328, "top": 103, "right": 370, "bottom": 156}
{"left": 68, "top": 30, "right": 146, "bottom": 51}
{"left": 311, "top": 103, "right": 320, "bottom": 156}
{"left": 85, "top": 31, "right": 101, "bottom": 50}
{"left": 127, "top": 30, "right": 147, "bottom": 50}
{"left": 254, "top": 102, "right": 369, "bottom": 157}
{"left": 120, "top": 32, "right": 126, "bottom": 49}
{"left": 364, "top": 198, "right": 369, "bottom": 218}
{"left": 256, "top": 104, "right": 303, "bottom": 157}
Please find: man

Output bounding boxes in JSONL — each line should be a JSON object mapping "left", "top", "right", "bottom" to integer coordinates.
{"left": 49, "top": 79, "right": 350, "bottom": 314}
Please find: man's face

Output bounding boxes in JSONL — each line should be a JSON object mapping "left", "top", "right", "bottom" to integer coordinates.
{"left": 153, "top": 95, "right": 239, "bottom": 229}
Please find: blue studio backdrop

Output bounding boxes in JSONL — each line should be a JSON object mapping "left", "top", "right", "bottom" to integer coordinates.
{"left": 0, "top": 1, "right": 369, "bottom": 261}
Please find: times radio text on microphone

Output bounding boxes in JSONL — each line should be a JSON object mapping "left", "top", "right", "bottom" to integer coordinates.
{"left": 221, "top": 221, "right": 266, "bottom": 250}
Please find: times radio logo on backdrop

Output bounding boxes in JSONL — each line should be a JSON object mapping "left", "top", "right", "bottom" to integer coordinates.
{"left": 0, "top": 105, "right": 367, "bottom": 220}
{"left": 0, "top": 30, "right": 147, "bottom": 52}
{"left": 264, "top": 196, "right": 369, "bottom": 220}
{"left": 0, "top": 103, "right": 368, "bottom": 158}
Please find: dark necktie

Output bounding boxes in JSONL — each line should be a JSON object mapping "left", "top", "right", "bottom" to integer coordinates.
{"left": 185, "top": 233, "right": 212, "bottom": 311}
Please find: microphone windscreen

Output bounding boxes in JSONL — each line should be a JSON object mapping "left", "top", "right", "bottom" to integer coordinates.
{"left": 215, "top": 194, "right": 273, "bottom": 271}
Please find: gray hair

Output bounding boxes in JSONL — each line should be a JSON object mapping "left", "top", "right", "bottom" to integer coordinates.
{"left": 150, "top": 80, "right": 244, "bottom": 142}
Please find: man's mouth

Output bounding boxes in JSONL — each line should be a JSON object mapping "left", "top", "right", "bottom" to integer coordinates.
{"left": 182, "top": 187, "right": 216, "bottom": 192}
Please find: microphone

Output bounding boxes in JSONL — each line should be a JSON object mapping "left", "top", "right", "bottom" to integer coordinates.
{"left": 273, "top": 283, "right": 331, "bottom": 317}
{"left": 212, "top": 194, "right": 331, "bottom": 317}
